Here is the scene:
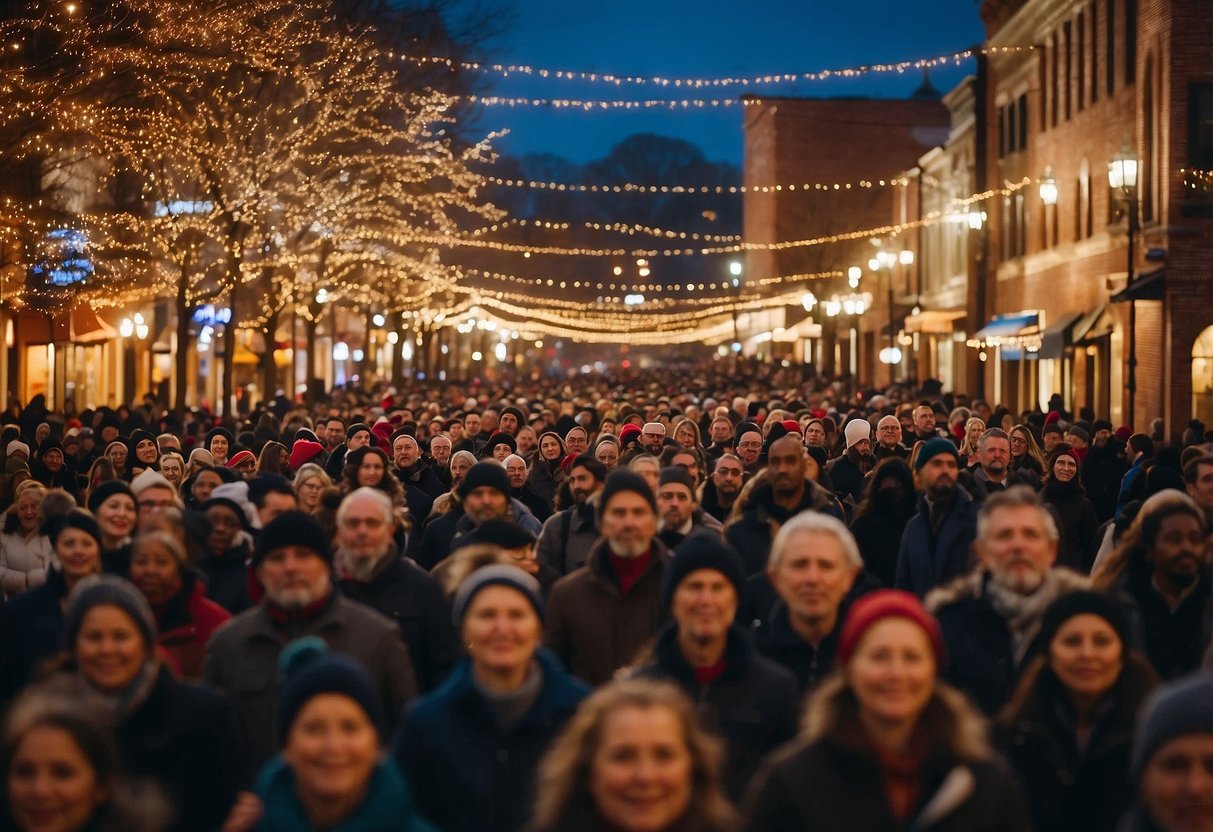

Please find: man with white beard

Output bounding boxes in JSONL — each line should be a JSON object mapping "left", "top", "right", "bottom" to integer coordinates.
{"left": 335, "top": 487, "right": 458, "bottom": 693}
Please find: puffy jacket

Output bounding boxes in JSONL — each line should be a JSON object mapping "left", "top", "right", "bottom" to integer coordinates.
{"left": 893, "top": 488, "right": 980, "bottom": 598}
{"left": 395, "top": 649, "right": 589, "bottom": 832}
{"left": 725, "top": 476, "right": 845, "bottom": 576}
{"left": 0, "top": 530, "right": 52, "bottom": 599}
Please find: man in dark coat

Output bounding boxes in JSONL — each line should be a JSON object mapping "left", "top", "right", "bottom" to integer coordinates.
{"left": 894, "top": 438, "right": 980, "bottom": 597}
{"left": 335, "top": 488, "right": 459, "bottom": 692}
{"left": 544, "top": 470, "right": 671, "bottom": 685}
{"left": 391, "top": 431, "right": 446, "bottom": 500}
{"left": 505, "top": 453, "right": 552, "bottom": 523}
{"left": 634, "top": 533, "right": 799, "bottom": 800}
{"left": 536, "top": 454, "right": 604, "bottom": 575}
{"left": 655, "top": 466, "right": 723, "bottom": 550}
{"left": 873, "top": 414, "right": 910, "bottom": 461}
{"left": 725, "top": 436, "right": 844, "bottom": 575}
{"left": 203, "top": 511, "right": 419, "bottom": 772}
{"left": 699, "top": 453, "right": 744, "bottom": 523}
{"left": 827, "top": 418, "right": 875, "bottom": 507}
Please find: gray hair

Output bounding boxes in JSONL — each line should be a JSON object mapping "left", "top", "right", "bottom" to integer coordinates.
{"left": 977, "top": 427, "right": 1010, "bottom": 450}
{"left": 450, "top": 450, "right": 476, "bottom": 469}
{"left": 503, "top": 454, "right": 527, "bottom": 468}
{"left": 977, "top": 486, "right": 1059, "bottom": 542}
{"left": 768, "top": 511, "right": 863, "bottom": 571}
{"left": 336, "top": 487, "right": 394, "bottom": 527}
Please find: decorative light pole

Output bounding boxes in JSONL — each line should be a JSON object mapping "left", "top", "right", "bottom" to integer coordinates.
{"left": 1108, "top": 148, "right": 1140, "bottom": 425}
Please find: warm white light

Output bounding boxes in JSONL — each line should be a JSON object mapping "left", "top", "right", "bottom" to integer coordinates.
{"left": 613, "top": 266, "right": 623, "bottom": 276}
{"left": 471, "top": 350, "right": 483, "bottom": 361}
{"left": 729, "top": 260, "right": 743, "bottom": 276}
{"left": 119, "top": 318, "right": 133, "bottom": 338}
{"left": 848, "top": 266, "right": 863, "bottom": 286}
{"left": 868, "top": 258, "right": 881, "bottom": 272}
{"left": 352, "top": 349, "right": 364, "bottom": 362}
{"left": 534, "top": 340, "right": 543, "bottom": 348}
{"left": 387, "top": 331, "right": 399, "bottom": 344}
{"left": 1108, "top": 149, "right": 1139, "bottom": 190}
{"left": 624, "top": 294, "right": 645, "bottom": 306}
{"left": 402, "top": 342, "right": 414, "bottom": 360}
{"left": 494, "top": 342, "right": 508, "bottom": 361}
{"left": 879, "top": 346, "right": 903, "bottom": 364}
{"left": 315, "top": 288, "right": 329, "bottom": 304}
{"left": 966, "top": 211, "right": 986, "bottom": 230}
{"left": 332, "top": 341, "right": 349, "bottom": 361}
{"left": 1039, "top": 166, "right": 1058, "bottom": 206}
{"left": 801, "top": 292, "right": 817, "bottom": 311}
{"left": 372, "top": 313, "right": 386, "bottom": 327}
{"left": 898, "top": 250, "right": 914, "bottom": 265}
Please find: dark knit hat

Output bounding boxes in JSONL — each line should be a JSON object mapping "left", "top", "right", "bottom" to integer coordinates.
{"left": 1036, "top": 591, "right": 1131, "bottom": 657}
{"left": 205, "top": 427, "right": 234, "bottom": 449}
{"left": 660, "top": 533, "right": 745, "bottom": 611}
{"left": 483, "top": 431, "right": 517, "bottom": 455}
{"left": 658, "top": 466, "right": 696, "bottom": 493}
{"left": 806, "top": 445, "right": 828, "bottom": 471}
{"left": 252, "top": 510, "right": 332, "bottom": 568}
{"left": 63, "top": 575, "right": 157, "bottom": 651}
{"left": 1131, "top": 673, "right": 1213, "bottom": 779}
{"left": 1093, "top": 420, "right": 1114, "bottom": 434}
{"left": 1067, "top": 425, "right": 1090, "bottom": 444}
{"left": 346, "top": 423, "right": 373, "bottom": 441}
{"left": 837, "top": 590, "right": 947, "bottom": 668}
{"left": 501, "top": 406, "right": 525, "bottom": 425}
{"left": 451, "top": 564, "right": 544, "bottom": 626}
{"left": 46, "top": 509, "right": 104, "bottom": 550}
{"left": 457, "top": 461, "right": 511, "bottom": 499}
{"left": 733, "top": 420, "right": 762, "bottom": 446}
{"left": 914, "top": 437, "right": 960, "bottom": 472}
{"left": 277, "top": 638, "right": 384, "bottom": 746}
{"left": 247, "top": 474, "right": 292, "bottom": 506}
{"left": 460, "top": 518, "right": 536, "bottom": 550}
{"left": 599, "top": 469, "right": 657, "bottom": 516}
{"left": 288, "top": 440, "right": 324, "bottom": 471}
{"left": 86, "top": 480, "right": 135, "bottom": 515}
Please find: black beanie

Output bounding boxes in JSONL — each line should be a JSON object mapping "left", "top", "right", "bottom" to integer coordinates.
{"left": 276, "top": 638, "right": 383, "bottom": 746}
{"left": 253, "top": 511, "right": 332, "bottom": 568}
{"left": 457, "top": 461, "right": 510, "bottom": 500}
{"left": 86, "top": 480, "right": 135, "bottom": 515}
{"left": 806, "top": 445, "right": 828, "bottom": 471}
{"left": 658, "top": 466, "right": 696, "bottom": 493}
{"left": 205, "top": 427, "right": 234, "bottom": 448}
{"left": 1037, "top": 590, "right": 1132, "bottom": 654}
{"left": 45, "top": 509, "right": 104, "bottom": 549}
{"left": 483, "top": 431, "right": 517, "bottom": 456}
{"left": 660, "top": 532, "right": 745, "bottom": 610}
{"left": 599, "top": 469, "right": 657, "bottom": 516}
{"left": 346, "top": 423, "right": 372, "bottom": 441}
{"left": 501, "top": 406, "right": 525, "bottom": 425}
{"left": 733, "top": 420, "right": 762, "bottom": 447}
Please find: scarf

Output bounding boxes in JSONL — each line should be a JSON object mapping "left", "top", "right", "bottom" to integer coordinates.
{"left": 90, "top": 661, "right": 160, "bottom": 719}
{"left": 987, "top": 570, "right": 1069, "bottom": 666}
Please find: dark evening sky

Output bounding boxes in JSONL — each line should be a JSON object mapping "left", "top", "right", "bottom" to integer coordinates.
{"left": 476, "top": 0, "right": 987, "bottom": 165}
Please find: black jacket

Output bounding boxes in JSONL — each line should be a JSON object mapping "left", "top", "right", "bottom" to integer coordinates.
{"left": 0, "top": 568, "right": 70, "bottom": 699}
{"left": 635, "top": 625, "right": 800, "bottom": 800}
{"left": 1042, "top": 481, "right": 1100, "bottom": 573}
{"left": 850, "top": 500, "right": 915, "bottom": 588}
{"left": 725, "top": 477, "right": 845, "bottom": 576}
{"left": 394, "top": 463, "right": 447, "bottom": 500}
{"left": 1114, "top": 564, "right": 1213, "bottom": 680}
{"left": 196, "top": 542, "right": 253, "bottom": 614}
{"left": 338, "top": 548, "right": 459, "bottom": 692}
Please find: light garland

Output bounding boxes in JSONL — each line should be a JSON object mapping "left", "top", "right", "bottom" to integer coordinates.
{"left": 397, "top": 46, "right": 1035, "bottom": 89}
{"left": 482, "top": 173, "right": 909, "bottom": 194}
{"left": 458, "top": 267, "right": 842, "bottom": 296}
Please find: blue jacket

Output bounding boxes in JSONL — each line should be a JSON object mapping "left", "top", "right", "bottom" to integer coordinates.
{"left": 254, "top": 756, "right": 435, "bottom": 832}
{"left": 893, "top": 488, "right": 979, "bottom": 598}
{"left": 395, "top": 649, "right": 589, "bottom": 832}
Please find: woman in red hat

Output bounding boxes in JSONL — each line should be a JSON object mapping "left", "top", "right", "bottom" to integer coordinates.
{"left": 745, "top": 590, "right": 1031, "bottom": 832}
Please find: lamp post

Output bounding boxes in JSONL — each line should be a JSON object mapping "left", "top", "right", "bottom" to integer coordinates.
{"left": 728, "top": 260, "right": 743, "bottom": 353}
{"left": 1039, "top": 166, "right": 1058, "bottom": 248}
{"left": 1108, "top": 148, "right": 1140, "bottom": 425}
{"left": 868, "top": 248, "right": 911, "bottom": 384}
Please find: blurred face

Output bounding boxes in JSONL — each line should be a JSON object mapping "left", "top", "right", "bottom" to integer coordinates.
{"left": 284, "top": 695, "right": 378, "bottom": 810}
{"left": 1010, "top": 430, "right": 1029, "bottom": 457}
{"left": 631, "top": 460, "right": 660, "bottom": 494}
{"left": 106, "top": 444, "right": 127, "bottom": 470}
{"left": 711, "top": 458, "right": 744, "bottom": 498}
{"left": 95, "top": 495, "right": 135, "bottom": 542}
{"left": 75, "top": 605, "right": 147, "bottom": 693}
{"left": 393, "top": 437, "right": 420, "bottom": 469}
{"left": 505, "top": 458, "right": 528, "bottom": 489}
{"left": 917, "top": 453, "right": 958, "bottom": 499}
{"left": 850, "top": 438, "right": 872, "bottom": 457}
{"left": 205, "top": 506, "right": 242, "bottom": 552}
{"left": 191, "top": 469, "right": 221, "bottom": 503}
{"left": 1044, "top": 432, "right": 1062, "bottom": 452}
{"left": 35, "top": 425, "right": 49, "bottom": 444}
{"left": 296, "top": 476, "right": 324, "bottom": 512}
{"left": 136, "top": 486, "right": 176, "bottom": 525}
{"left": 430, "top": 437, "right": 452, "bottom": 466}
{"left": 160, "top": 458, "right": 183, "bottom": 485}
{"left": 767, "top": 440, "right": 806, "bottom": 495}
{"left": 208, "top": 435, "right": 228, "bottom": 462}
{"left": 258, "top": 492, "right": 297, "bottom": 527}
{"left": 325, "top": 421, "right": 345, "bottom": 448}
{"left": 590, "top": 705, "right": 692, "bottom": 832}
{"left": 602, "top": 491, "right": 658, "bottom": 558}
{"left": 257, "top": 545, "right": 330, "bottom": 610}
{"left": 8, "top": 726, "right": 108, "bottom": 832}
{"left": 641, "top": 429, "right": 665, "bottom": 453}
{"left": 463, "top": 486, "right": 508, "bottom": 524}
{"left": 55, "top": 529, "right": 101, "bottom": 583}
{"left": 977, "top": 504, "right": 1058, "bottom": 594}
{"left": 596, "top": 442, "right": 619, "bottom": 469}
{"left": 569, "top": 466, "right": 600, "bottom": 503}
{"left": 498, "top": 412, "right": 519, "bottom": 435}
{"left": 736, "top": 431, "right": 763, "bottom": 464}
{"left": 464, "top": 414, "right": 481, "bottom": 436}
{"left": 671, "top": 569, "right": 736, "bottom": 644}
{"left": 1048, "top": 613, "right": 1123, "bottom": 702}
{"left": 540, "top": 435, "right": 562, "bottom": 461}
{"left": 134, "top": 439, "right": 157, "bottom": 465}
{"left": 356, "top": 453, "right": 386, "bottom": 487}
{"left": 43, "top": 449, "right": 64, "bottom": 473}
{"left": 130, "top": 542, "right": 183, "bottom": 606}
{"left": 462, "top": 586, "right": 541, "bottom": 676}
{"left": 877, "top": 419, "right": 902, "bottom": 448}
{"left": 769, "top": 531, "right": 858, "bottom": 628}
{"left": 1094, "top": 428, "right": 1112, "bottom": 447}
{"left": 657, "top": 484, "right": 695, "bottom": 529}
{"left": 804, "top": 422, "right": 827, "bottom": 447}
{"left": 670, "top": 453, "right": 699, "bottom": 483}
{"left": 674, "top": 424, "right": 697, "bottom": 447}
{"left": 966, "top": 422, "right": 984, "bottom": 446}
{"left": 480, "top": 412, "right": 498, "bottom": 433}
{"left": 338, "top": 496, "right": 392, "bottom": 570}
{"left": 1141, "top": 735, "right": 1213, "bottom": 832}
{"left": 491, "top": 443, "right": 513, "bottom": 462}
{"left": 565, "top": 429, "right": 588, "bottom": 455}
{"left": 914, "top": 408, "right": 936, "bottom": 435}
{"left": 847, "top": 618, "right": 936, "bottom": 728}
{"left": 450, "top": 455, "right": 473, "bottom": 486}
{"left": 979, "top": 437, "right": 1010, "bottom": 478}
{"left": 16, "top": 491, "right": 41, "bottom": 535}
{"left": 347, "top": 430, "right": 370, "bottom": 452}
{"left": 709, "top": 419, "right": 732, "bottom": 444}
{"left": 515, "top": 429, "right": 537, "bottom": 456}
{"left": 1149, "top": 514, "right": 1209, "bottom": 590}
{"left": 1188, "top": 463, "right": 1213, "bottom": 512}
{"left": 1052, "top": 454, "right": 1078, "bottom": 483}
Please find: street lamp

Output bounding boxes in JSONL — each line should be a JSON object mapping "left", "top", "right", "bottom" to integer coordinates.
{"left": 1108, "top": 147, "right": 1141, "bottom": 425}
{"left": 868, "top": 246, "right": 911, "bottom": 382}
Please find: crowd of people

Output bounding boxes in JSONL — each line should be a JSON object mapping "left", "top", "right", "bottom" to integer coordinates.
{"left": 1, "top": 369, "right": 1212, "bottom": 832}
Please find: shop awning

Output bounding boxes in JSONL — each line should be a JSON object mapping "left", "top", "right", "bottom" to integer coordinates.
{"left": 1038, "top": 312, "right": 1085, "bottom": 359}
{"left": 69, "top": 306, "right": 119, "bottom": 343}
{"left": 905, "top": 309, "right": 966, "bottom": 334}
{"left": 1111, "top": 268, "right": 1165, "bottom": 302}
{"left": 772, "top": 318, "right": 822, "bottom": 342}
{"left": 1073, "top": 305, "right": 1113, "bottom": 343}
{"left": 879, "top": 315, "right": 907, "bottom": 338}
{"left": 974, "top": 311, "right": 1040, "bottom": 342}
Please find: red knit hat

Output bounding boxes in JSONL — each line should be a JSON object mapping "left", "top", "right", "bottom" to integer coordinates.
{"left": 1044, "top": 410, "right": 1061, "bottom": 425}
{"left": 781, "top": 419, "right": 801, "bottom": 434}
{"left": 837, "top": 590, "right": 947, "bottom": 668}
{"left": 288, "top": 440, "right": 325, "bottom": 471}
{"left": 226, "top": 450, "right": 256, "bottom": 469}
{"left": 618, "top": 423, "right": 642, "bottom": 447}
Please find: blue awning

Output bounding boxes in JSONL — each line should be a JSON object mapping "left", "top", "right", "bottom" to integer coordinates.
{"left": 975, "top": 311, "right": 1040, "bottom": 341}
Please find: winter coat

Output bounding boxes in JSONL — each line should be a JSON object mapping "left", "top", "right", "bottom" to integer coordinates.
{"left": 1112, "top": 563, "right": 1213, "bottom": 679}
{"left": 850, "top": 501, "right": 915, "bottom": 589}
{"left": 544, "top": 538, "right": 670, "bottom": 685}
{"left": 153, "top": 573, "right": 231, "bottom": 680}
{"left": 1042, "top": 482, "right": 1100, "bottom": 573}
{"left": 203, "top": 593, "right": 419, "bottom": 774}
{"left": 744, "top": 678, "right": 1032, "bottom": 832}
{"left": 750, "top": 597, "right": 843, "bottom": 694}
{"left": 957, "top": 467, "right": 1041, "bottom": 502}
{"left": 394, "top": 463, "right": 447, "bottom": 501}
{"left": 536, "top": 498, "right": 600, "bottom": 575}
{"left": 894, "top": 488, "right": 980, "bottom": 598}
{"left": 698, "top": 479, "right": 739, "bottom": 524}
{"left": 926, "top": 568, "right": 1091, "bottom": 715}
{"left": 0, "top": 530, "right": 52, "bottom": 599}
{"left": 527, "top": 458, "right": 566, "bottom": 506}
{"left": 338, "top": 547, "right": 459, "bottom": 692}
{"left": 253, "top": 757, "right": 436, "bottom": 832}
{"left": 196, "top": 542, "right": 254, "bottom": 614}
{"left": 416, "top": 501, "right": 543, "bottom": 570}
{"left": 725, "top": 477, "right": 845, "bottom": 576}
{"left": 996, "top": 656, "right": 1157, "bottom": 832}
{"left": 656, "top": 507, "right": 725, "bottom": 551}
{"left": 634, "top": 625, "right": 800, "bottom": 799}
{"left": 0, "top": 568, "right": 71, "bottom": 699}
{"left": 118, "top": 664, "right": 242, "bottom": 832}
{"left": 511, "top": 484, "right": 553, "bottom": 524}
{"left": 827, "top": 452, "right": 871, "bottom": 506}
{"left": 1082, "top": 442, "right": 1127, "bottom": 522}
{"left": 395, "top": 649, "right": 589, "bottom": 832}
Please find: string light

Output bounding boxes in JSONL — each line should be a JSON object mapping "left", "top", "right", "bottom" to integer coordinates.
{"left": 482, "top": 173, "right": 910, "bottom": 194}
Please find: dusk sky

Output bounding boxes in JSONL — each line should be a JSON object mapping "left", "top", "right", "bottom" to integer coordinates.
{"left": 477, "top": 0, "right": 988, "bottom": 166}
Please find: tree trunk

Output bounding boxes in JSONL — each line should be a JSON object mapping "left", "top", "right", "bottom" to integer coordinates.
{"left": 173, "top": 264, "right": 190, "bottom": 419}
{"left": 221, "top": 281, "right": 237, "bottom": 417}
{"left": 259, "top": 307, "right": 279, "bottom": 402}
{"left": 390, "top": 312, "right": 406, "bottom": 390}
{"left": 304, "top": 315, "right": 319, "bottom": 404}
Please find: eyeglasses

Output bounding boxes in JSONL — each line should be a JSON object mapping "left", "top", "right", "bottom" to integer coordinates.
{"left": 1010, "top": 436, "right": 1027, "bottom": 445}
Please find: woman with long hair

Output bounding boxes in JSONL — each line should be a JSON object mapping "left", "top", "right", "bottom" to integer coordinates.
{"left": 528, "top": 431, "right": 567, "bottom": 506}
{"left": 1009, "top": 424, "right": 1047, "bottom": 481}
{"left": 104, "top": 441, "right": 129, "bottom": 482}
{"left": 1041, "top": 445, "right": 1099, "bottom": 573}
{"left": 530, "top": 678, "right": 737, "bottom": 832}
{"left": 0, "top": 481, "right": 51, "bottom": 599}
{"left": 291, "top": 463, "right": 332, "bottom": 515}
{"left": 342, "top": 446, "right": 404, "bottom": 507}
{"left": 671, "top": 417, "right": 702, "bottom": 450}
{"left": 958, "top": 417, "right": 986, "bottom": 469}
{"left": 997, "top": 591, "right": 1156, "bottom": 832}
{"left": 255, "top": 441, "right": 289, "bottom": 477}
{"left": 745, "top": 590, "right": 1031, "bottom": 831}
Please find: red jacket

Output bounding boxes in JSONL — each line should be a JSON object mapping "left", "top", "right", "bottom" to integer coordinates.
{"left": 155, "top": 576, "right": 231, "bottom": 680}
